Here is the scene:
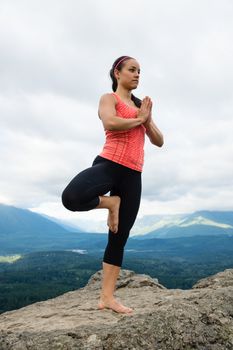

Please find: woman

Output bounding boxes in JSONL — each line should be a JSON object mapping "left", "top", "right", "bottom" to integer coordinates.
{"left": 61, "top": 55, "right": 164, "bottom": 314}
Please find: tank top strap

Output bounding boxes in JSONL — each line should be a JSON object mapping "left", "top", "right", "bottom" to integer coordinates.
{"left": 111, "top": 92, "right": 121, "bottom": 103}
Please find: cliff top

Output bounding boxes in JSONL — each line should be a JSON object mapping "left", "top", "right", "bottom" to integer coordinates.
{"left": 0, "top": 268, "right": 233, "bottom": 349}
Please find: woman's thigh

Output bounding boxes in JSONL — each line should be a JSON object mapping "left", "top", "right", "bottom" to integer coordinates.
{"left": 61, "top": 156, "right": 118, "bottom": 211}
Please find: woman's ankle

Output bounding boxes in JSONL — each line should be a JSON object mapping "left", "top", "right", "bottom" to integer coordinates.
{"left": 100, "top": 292, "right": 114, "bottom": 301}
{"left": 96, "top": 195, "right": 109, "bottom": 210}
{"left": 96, "top": 195, "right": 120, "bottom": 211}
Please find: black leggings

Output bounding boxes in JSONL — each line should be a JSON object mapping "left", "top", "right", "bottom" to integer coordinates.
{"left": 61, "top": 155, "right": 142, "bottom": 267}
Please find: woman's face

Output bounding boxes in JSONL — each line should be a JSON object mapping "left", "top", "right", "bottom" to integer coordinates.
{"left": 114, "top": 58, "right": 140, "bottom": 90}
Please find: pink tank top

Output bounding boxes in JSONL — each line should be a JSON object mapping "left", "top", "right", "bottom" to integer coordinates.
{"left": 99, "top": 92, "right": 146, "bottom": 172}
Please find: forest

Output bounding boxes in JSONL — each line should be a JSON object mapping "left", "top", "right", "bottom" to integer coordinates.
{"left": 1, "top": 247, "right": 233, "bottom": 314}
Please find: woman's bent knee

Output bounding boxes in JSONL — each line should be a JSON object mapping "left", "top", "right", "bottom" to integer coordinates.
{"left": 61, "top": 189, "right": 80, "bottom": 211}
{"left": 61, "top": 188, "right": 99, "bottom": 212}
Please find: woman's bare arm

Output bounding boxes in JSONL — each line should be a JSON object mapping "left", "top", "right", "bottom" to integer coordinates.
{"left": 144, "top": 118, "right": 164, "bottom": 147}
{"left": 98, "top": 94, "right": 147, "bottom": 131}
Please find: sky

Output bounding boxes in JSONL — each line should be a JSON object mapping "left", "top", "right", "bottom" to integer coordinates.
{"left": 0, "top": 0, "right": 232, "bottom": 227}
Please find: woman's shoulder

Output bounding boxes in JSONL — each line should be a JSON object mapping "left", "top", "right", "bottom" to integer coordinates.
{"left": 97, "top": 93, "right": 118, "bottom": 119}
{"left": 99, "top": 92, "right": 118, "bottom": 104}
{"left": 100, "top": 92, "right": 116, "bottom": 99}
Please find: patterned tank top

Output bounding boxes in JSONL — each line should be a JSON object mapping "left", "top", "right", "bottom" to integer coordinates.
{"left": 99, "top": 92, "right": 146, "bottom": 172}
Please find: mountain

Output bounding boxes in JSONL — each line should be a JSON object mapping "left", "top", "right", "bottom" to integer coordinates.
{"left": 0, "top": 203, "right": 106, "bottom": 254}
{"left": 38, "top": 213, "right": 84, "bottom": 233}
{"left": 0, "top": 268, "right": 232, "bottom": 349}
{"left": 188, "top": 210, "right": 233, "bottom": 225}
{"left": 0, "top": 203, "right": 68, "bottom": 235}
{"left": 132, "top": 210, "right": 233, "bottom": 239}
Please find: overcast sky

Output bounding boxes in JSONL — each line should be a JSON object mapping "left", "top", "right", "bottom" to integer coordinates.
{"left": 0, "top": 0, "right": 232, "bottom": 225}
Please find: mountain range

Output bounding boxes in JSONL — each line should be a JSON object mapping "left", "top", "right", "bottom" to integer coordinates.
{"left": 0, "top": 203, "right": 233, "bottom": 254}
{"left": 54, "top": 209, "right": 233, "bottom": 238}
{"left": 133, "top": 210, "right": 233, "bottom": 239}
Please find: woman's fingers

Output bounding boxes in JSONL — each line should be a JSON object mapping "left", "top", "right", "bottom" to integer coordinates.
{"left": 141, "top": 97, "right": 148, "bottom": 108}
{"left": 141, "top": 97, "right": 152, "bottom": 111}
{"left": 143, "top": 96, "right": 151, "bottom": 105}
{"left": 139, "top": 97, "right": 152, "bottom": 121}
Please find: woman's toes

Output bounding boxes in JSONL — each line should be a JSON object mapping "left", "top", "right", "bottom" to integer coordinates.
{"left": 124, "top": 307, "right": 133, "bottom": 313}
{"left": 98, "top": 298, "right": 133, "bottom": 314}
{"left": 110, "top": 222, "right": 117, "bottom": 233}
{"left": 118, "top": 304, "right": 133, "bottom": 313}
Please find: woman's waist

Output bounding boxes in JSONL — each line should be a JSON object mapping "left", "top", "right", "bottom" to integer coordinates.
{"left": 104, "top": 127, "right": 145, "bottom": 141}
{"left": 94, "top": 155, "right": 143, "bottom": 173}
{"left": 102, "top": 138, "right": 144, "bottom": 149}
{"left": 100, "top": 142, "right": 144, "bottom": 169}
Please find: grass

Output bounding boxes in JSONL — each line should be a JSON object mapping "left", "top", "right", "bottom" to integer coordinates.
{"left": 0, "top": 255, "right": 22, "bottom": 263}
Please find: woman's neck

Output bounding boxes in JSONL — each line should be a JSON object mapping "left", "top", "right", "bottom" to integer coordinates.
{"left": 115, "top": 87, "right": 132, "bottom": 101}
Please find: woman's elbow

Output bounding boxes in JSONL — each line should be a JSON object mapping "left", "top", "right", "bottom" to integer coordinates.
{"left": 103, "top": 121, "right": 116, "bottom": 131}
{"left": 158, "top": 140, "right": 164, "bottom": 147}
{"left": 151, "top": 136, "right": 164, "bottom": 147}
{"left": 157, "top": 133, "right": 164, "bottom": 147}
{"left": 101, "top": 118, "right": 113, "bottom": 131}
{"left": 158, "top": 136, "right": 164, "bottom": 147}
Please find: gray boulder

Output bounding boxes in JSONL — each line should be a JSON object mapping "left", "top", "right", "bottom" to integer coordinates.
{"left": 0, "top": 268, "right": 233, "bottom": 349}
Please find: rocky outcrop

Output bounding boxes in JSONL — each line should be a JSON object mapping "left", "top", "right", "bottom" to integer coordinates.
{"left": 0, "top": 268, "right": 233, "bottom": 349}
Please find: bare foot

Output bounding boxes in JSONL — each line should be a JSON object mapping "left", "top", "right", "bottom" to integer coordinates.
{"left": 107, "top": 196, "right": 121, "bottom": 233}
{"left": 97, "top": 297, "right": 133, "bottom": 314}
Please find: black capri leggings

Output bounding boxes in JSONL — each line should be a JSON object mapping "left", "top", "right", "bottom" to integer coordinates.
{"left": 61, "top": 155, "right": 142, "bottom": 267}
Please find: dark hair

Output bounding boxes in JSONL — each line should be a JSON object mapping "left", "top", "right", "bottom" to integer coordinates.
{"left": 109, "top": 56, "right": 142, "bottom": 108}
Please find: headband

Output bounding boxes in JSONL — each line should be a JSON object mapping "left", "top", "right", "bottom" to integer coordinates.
{"left": 114, "top": 56, "right": 132, "bottom": 70}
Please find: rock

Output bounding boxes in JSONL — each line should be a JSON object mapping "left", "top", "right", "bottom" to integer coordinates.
{"left": 86, "top": 268, "right": 166, "bottom": 290}
{"left": 192, "top": 268, "right": 233, "bottom": 289}
{"left": 0, "top": 268, "right": 233, "bottom": 349}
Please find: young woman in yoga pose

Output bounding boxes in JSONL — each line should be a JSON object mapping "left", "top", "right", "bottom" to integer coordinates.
{"left": 61, "top": 55, "right": 164, "bottom": 314}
